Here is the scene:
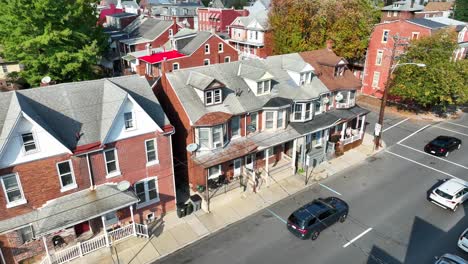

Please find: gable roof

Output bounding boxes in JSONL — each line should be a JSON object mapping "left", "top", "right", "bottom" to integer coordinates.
{"left": 381, "top": 0, "right": 424, "bottom": 11}
{"left": 179, "top": 31, "right": 213, "bottom": 55}
{"left": 124, "top": 17, "right": 173, "bottom": 42}
{"left": 426, "top": 17, "right": 467, "bottom": 27}
{"left": 211, "top": 0, "right": 225, "bottom": 8}
{"left": 423, "top": 2, "right": 453, "bottom": 12}
{"left": 0, "top": 76, "right": 169, "bottom": 152}
{"left": 407, "top": 18, "right": 448, "bottom": 29}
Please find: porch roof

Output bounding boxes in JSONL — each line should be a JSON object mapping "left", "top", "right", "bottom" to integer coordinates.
{"left": 289, "top": 112, "right": 341, "bottom": 136}
{"left": 0, "top": 184, "right": 138, "bottom": 236}
{"left": 249, "top": 126, "right": 302, "bottom": 149}
{"left": 328, "top": 105, "right": 370, "bottom": 121}
{"left": 192, "top": 137, "right": 257, "bottom": 168}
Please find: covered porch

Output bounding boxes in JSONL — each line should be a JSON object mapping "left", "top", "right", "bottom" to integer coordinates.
{"left": 328, "top": 106, "right": 369, "bottom": 154}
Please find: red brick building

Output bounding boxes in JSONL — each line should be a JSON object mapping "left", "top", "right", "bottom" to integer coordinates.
{"left": 198, "top": 8, "right": 249, "bottom": 33}
{"left": 361, "top": 19, "right": 448, "bottom": 98}
{"left": 380, "top": 0, "right": 424, "bottom": 22}
{"left": 132, "top": 30, "right": 239, "bottom": 79}
{"left": 0, "top": 75, "right": 176, "bottom": 264}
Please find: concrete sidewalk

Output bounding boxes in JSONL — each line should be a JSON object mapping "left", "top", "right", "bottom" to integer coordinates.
{"left": 71, "top": 133, "right": 383, "bottom": 264}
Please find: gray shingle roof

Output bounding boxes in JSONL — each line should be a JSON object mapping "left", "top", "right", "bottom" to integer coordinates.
{"left": 187, "top": 72, "right": 215, "bottom": 90}
{"left": 165, "top": 53, "right": 330, "bottom": 124}
{"left": 381, "top": 0, "right": 424, "bottom": 11}
{"left": 126, "top": 17, "right": 173, "bottom": 41}
{"left": 0, "top": 75, "right": 169, "bottom": 153}
{"left": 407, "top": 18, "right": 448, "bottom": 29}
{"left": 180, "top": 31, "right": 213, "bottom": 55}
{"left": 0, "top": 184, "right": 138, "bottom": 235}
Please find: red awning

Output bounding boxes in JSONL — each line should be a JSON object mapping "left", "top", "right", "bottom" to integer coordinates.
{"left": 139, "top": 50, "right": 186, "bottom": 64}
{"left": 214, "top": 13, "right": 220, "bottom": 19}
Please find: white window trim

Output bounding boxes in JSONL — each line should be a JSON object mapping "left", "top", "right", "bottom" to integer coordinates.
{"left": 372, "top": 71, "right": 380, "bottom": 88}
{"left": 18, "top": 225, "right": 34, "bottom": 244}
{"left": 382, "top": 30, "right": 390, "bottom": 43}
{"left": 256, "top": 80, "right": 271, "bottom": 95}
{"left": 291, "top": 102, "right": 313, "bottom": 122}
{"left": 56, "top": 160, "right": 78, "bottom": 192}
{"left": 145, "top": 138, "right": 159, "bottom": 166}
{"left": 393, "top": 11, "right": 398, "bottom": 17}
{"left": 218, "top": 43, "right": 224, "bottom": 53}
{"left": 205, "top": 89, "right": 222, "bottom": 105}
{"left": 1, "top": 173, "right": 27, "bottom": 208}
{"left": 314, "top": 100, "right": 322, "bottom": 115}
{"left": 104, "top": 149, "right": 121, "bottom": 178}
{"left": 411, "top": 32, "right": 420, "bottom": 40}
{"left": 265, "top": 147, "right": 274, "bottom": 159}
{"left": 387, "top": 11, "right": 391, "bottom": 17}
{"left": 224, "top": 56, "right": 230, "bottom": 63}
{"left": 262, "top": 110, "right": 285, "bottom": 131}
{"left": 196, "top": 124, "right": 227, "bottom": 150}
{"left": 21, "top": 131, "right": 39, "bottom": 155}
{"left": 249, "top": 112, "right": 258, "bottom": 132}
{"left": 124, "top": 111, "right": 136, "bottom": 131}
{"left": 169, "top": 29, "right": 173, "bottom": 37}
{"left": 205, "top": 44, "right": 210, "bottom": 54}
{"left": 173, "top": 62, "right": 179, "bottom": 71}
{"left": 375, "top": 50, "right": 384, "bottom": 66}
{"left": 230, "top": 116, "right": 241, "bottom": 139}
{"left": 135, "top": 177, "right": 160, "bottom": 209}
{"left": 204, "top": 59, "right": 210, "bottom": 65}
{"left": 208, "top": 165, "right": 222, "bottom": 179}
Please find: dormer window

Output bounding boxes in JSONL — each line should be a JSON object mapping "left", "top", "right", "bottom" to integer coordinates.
{"left": 257, "top": 80, "right": 271, "bottom": 95}
{"left": 124, "top": 112, "right": 134, "bottom": 130}
{"left": 393, "top": 3, "right": 399, "bottom": 8}
{"left": 205, "top": 89, "right": 222, "bottom": 106}
{"left": 300, "top": 72, "right": 312, "bottom": 85}
{"left": 21, "top": 133, "right": 37, "bottom": 153}
{"left": 334, "top": 66, "right": 344, "bottom": 77}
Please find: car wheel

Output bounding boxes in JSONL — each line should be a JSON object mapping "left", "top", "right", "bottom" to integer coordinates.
{"left": 453, "top": 204, "right": 459, "bottom": 212}
{"left": 339, "top": 214, "right": 347, "bottom": 223}
{"left": 458, "top": 144, "right": 461, "bottom": 150}
{"left": 445, "top": 151, "right": 449, "bottom": 157}
{"left": 311, "top": 231, "right": 320, "bottom": 240}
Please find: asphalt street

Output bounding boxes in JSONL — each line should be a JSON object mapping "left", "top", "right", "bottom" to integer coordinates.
{"left": 154, "top": 111, "right": 468, "bottom": 264}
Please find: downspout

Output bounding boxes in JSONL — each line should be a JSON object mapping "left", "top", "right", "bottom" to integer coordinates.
{"left": 86, "top": 153, "right": 96, "bottom": 190}
{"left": 166, "top": 129, "right": 178, "bottom": 203}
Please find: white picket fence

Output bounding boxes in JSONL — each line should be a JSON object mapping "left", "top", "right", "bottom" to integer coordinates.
{"left": 40, "top": 223, "right": 149, "bottom": 264}
{"left": 342, "top": 131, "right": 363, "bottom": 145}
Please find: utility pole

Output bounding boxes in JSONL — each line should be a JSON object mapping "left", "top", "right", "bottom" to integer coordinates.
{"left": 374, "top": 34, "right": 402, "bottom": 150}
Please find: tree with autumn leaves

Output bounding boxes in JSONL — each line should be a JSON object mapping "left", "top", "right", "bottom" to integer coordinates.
{"left": 389, "top": 30, "right": 468, "bottom": 108}
{"left": 268, "top": 0, "right": 381, "bottom": 61}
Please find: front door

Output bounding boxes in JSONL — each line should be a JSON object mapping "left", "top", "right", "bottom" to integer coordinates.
{"left": 234, "top": 158, "right": 242, "bottom": 177}
{"left": 245, "top": 154, "right": 255, "bottom": 172}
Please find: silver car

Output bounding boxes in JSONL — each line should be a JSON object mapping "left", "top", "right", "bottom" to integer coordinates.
{"left": 458, "top": 228, "right": 468, "bottom": 253}
{"left": 435, "top": 254, "right": 468, "bottom": 264}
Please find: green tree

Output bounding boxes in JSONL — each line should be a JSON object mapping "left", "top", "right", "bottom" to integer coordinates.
{"left": 269, "top": 0, "right": 381, "bottom": 61}
{"left": 454, "top": 0, "right": 468, "bottom": 22}
{"left": 389, "top": 30, "right": 468, "bottom": 108}
{"left": 0, "top": 0, "right": 108, "bottom": 86}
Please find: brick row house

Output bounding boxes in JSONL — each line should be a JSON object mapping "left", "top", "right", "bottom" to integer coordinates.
{"left": 0, "top": 75, "right": 176, "bottom": 264}
{"left": 150, "top": 2, "right": 202, "bottom": 29}
{"left": 227, "top": 0, "right": 272, "bottom": 60}
{"left": 197, "top": 7, "right": 249, "bottom": 33}
{"left": 380, "top": 0, "right": 424, "bottom": 22}
{"left": 414, "top": 1, "right": 454, "bottom": 19}
{"left": 362, "top": 18, "right": 467, "bottom": 98}
{"left": 156, "top": 51, "right": 368, "bottom": 211}
{"left": 125, "top": 29, "right": 239, "bottom": 79}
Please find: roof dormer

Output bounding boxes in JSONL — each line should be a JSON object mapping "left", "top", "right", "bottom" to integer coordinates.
{"left": 187, "top": 71, "right": 225, "bottom": 106}
{"left": 238, "top": 64, "right": 274, "bottom": 96}
{"left": 282, "top": 58, "right": 314, "bottom": 86}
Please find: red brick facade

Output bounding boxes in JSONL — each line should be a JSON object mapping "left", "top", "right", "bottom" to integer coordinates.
{"left": 380, "top": 10, "right": 415, "bottom": 22}
{"left": 198, "top": 8, "right": 249, "bottom": 33}
{"left": 119, "top": 22, "right": 179, "bottom": 54}
{"left": 361, "top": 20, "right": 433, "bottom": 98}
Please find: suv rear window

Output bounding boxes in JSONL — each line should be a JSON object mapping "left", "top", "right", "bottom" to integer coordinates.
{"left": 435, "top": 189, "right": 453, "bottom": 200}
{"left": 288, "top": 214, "right": 305, "bottom": 227}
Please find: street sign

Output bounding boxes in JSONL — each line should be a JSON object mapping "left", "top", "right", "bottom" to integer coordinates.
{"left": 374, "top": 123, "right": 382, "bottom": 136}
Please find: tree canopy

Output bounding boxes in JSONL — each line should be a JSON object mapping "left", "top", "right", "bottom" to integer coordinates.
{"left": 0, "top": 0, "right": 108, "bottom": 86}
{"left": 268, "top": 0, "right": 381, "bottom": 61}
{"left": 389, "top": 30, "right": 468, "bottom": 108}
{"left": 454, "top": 0, "right": 468, "bottom": 22}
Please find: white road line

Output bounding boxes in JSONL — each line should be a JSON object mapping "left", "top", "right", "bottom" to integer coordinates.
{"left": 445, "top": 121, "right": 468, "bottom": 129}
{"left": 343, "top": 228, "right": 373, "bottom": 248}
{"left": 385, "top": 150, "right": 458, "bottom": 179}
{"left": 382, "top": 118, "right": 410, "bottom": 133}
{"left": 397, "top": 124, "right": 432, "bottom": 144}
{"left": 398, "top": 143, "right": 468, "bottom": 170}
{"left": 265, "top": 208, "right": 287, "bottom": 224}
{"left": 434, "top": 126, "right": 468, "bottom": 137}
{"left": 319, "top": 183, "right": 342, "bottom": 196}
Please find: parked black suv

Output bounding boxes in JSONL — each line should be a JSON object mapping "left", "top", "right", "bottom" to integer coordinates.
{"left": 287, "top": 197, "right": 349, "bottom": 240}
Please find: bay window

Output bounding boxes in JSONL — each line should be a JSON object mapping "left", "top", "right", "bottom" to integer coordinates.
{"left": 292, "top": 102, "right": 313, "bottom": 122}
{"left": 263, "top": 110, "right": 286, "bottom": 130}
{"left": 277, "top": 110, "right": 284, "bottom": 128}
{"left": 196, "top": 124, "right": 228, "bottom": 150}
{"left": 314, "top": 100, "right": 322, "bottom": 115}
{"left": 230, "top": 116, "right": 240, "bottom": 138}
{"left": 250, "top": 112, "right": 258, "bottom": 132}
{"left": 265, "top": 111, "right": 274, "bottom": 129}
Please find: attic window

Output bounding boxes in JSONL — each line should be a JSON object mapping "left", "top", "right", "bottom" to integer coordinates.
{"left": 257, "top": 80, "right": 271, "bottom": 95}
{"left": 206, "top": 89, "right": 222, "bottom": 105}
{"left": 21, "top": 133, "right": 37, "bottom": 153}
{"left": 334, "top": 66, "right": 344, "bottom": 77}
{"left": 393, "top": 3, "right": 399, "bottom": 8}
{"left": 300, "top": 72, "right": 312, "bottom": 85}
{"left": 124, "top": 112, "right": 134, "bottom": 130}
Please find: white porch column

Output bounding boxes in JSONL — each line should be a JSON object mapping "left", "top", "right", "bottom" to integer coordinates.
{"left": 130, "top": 205, "right": 137, "bottom": 236}
{"left": 0, "top": 247, "right": 6, "bottom": 264}
{"left": 291, "top": 139, "right": 297, "bottom": 173}
{"left": 340, "top": 122, "right": 347, "bottom": 140}
{"left": 355, "top": 115, "right": 360, "bottom": 129}
{"left": 265, "top": 148, "right": 270, "bottom": 186}
{"left": 360, "top": 115, "right": 366, "bottom": 134}
{"left": 42, "top": 236, "right": 51, "bottom": 262}
{"left": 101, "top": 216, "right": 110, "bottom": 247}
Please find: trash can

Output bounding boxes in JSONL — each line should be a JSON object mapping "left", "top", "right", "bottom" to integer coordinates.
{"left": 185, "top": 202, "right": 194, "bottom": 215}
{"left": 177, "top": 202, "right": 186, "bottom": 218}
{"left": 190, "top": 194, "right": 202, "bottom": 212}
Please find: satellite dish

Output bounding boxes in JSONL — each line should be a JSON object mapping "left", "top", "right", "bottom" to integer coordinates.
{"left": 323, "top": 97, "right": 330, "bottom": 104}
{"left": 117, "top": 181, "right": 131, "bottom": 191}
{"left": 335, "top": 92, "right": 343, "bottom": 102}
{"left": 41, "top": 76, "right": 51, "bottom": 84}
{"left": 186, "top": 143, "right": 199, "bottom": 152}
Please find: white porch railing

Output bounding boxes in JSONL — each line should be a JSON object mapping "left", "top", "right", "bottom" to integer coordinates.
{"left": 336, "top": 99, "right": 356, "bottom": 109}
{"left": 44, "top": 223, "right": 148, "bottom": 264}
{"left": 342, "top": 131, "right": 363, "bottom": 145}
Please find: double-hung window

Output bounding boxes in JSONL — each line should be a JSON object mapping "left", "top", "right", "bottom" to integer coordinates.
{"left": 375, "top": 50, "right": 383, "bottom": 65}
{"left": 314, "top": 101, "right": 322, "bottom": 115}
{"left": 124, "top": 112, "right": 134, "bottom": 130}
{"left": 18, "top": 226, "right": 34, "bottom": 244}
{"left": 205, "top": 89, "right": 222, "bottom": 105}
{"left": 257, "top": 80, "right": 271, "bottom": 95}
{"left": 382, "top": 30, "right": 389, "bottom": 43}
{"left": 372, "top": 71, "right": 380, "bottom": 88}
{"left": 1, "top": 173, "right": 26, "bottom": 208}
{"left": 56, "top": 160, "right": 77, "bottom": 191}
{"left": 135, "top": 178, "right": 159, "bottom": 207}
{"left": 292, "top": 102, "right": 313, "bottom": 121}
{"left": 198, "top": 128, "right": 210, "bottom": 149}
{"left": 250, "top": 112, "right": 258, "bottom": 132}
{"left": 145, "top": 139, "right": 158, "bottom": 165}
{"left": 213, "top": 126, "right": 223, "bottom": 148}
{"left": 265, "top": 111, "right": 274, "bottom": 129}
{"left": 230, "top": 116, "right": 240, "bottom": 138}
{"left": 208, "top": 165, "right": 221, "bottom": 179}
{"left": 104, "top": 149, "right": 120, "bottom": 177}
{"left": 218, "top": 43, "right": 223, "bottom": 52}
{"left": 305, "top": 103, "right": 312, "bottom": 119}
{"left": 21, "top": 133, "right": 37, "bottom": 153}
{"left": 277, "top": 110, "right": 284, "bottom": 128}
{"left": 205, "top": 44, "right": 210, "bottom": 54}
{"left": 294, "top": 104, "right": 302, "bottom": 120}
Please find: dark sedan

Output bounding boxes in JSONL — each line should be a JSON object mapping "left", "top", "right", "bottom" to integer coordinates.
{"left": 424, "top": 136, "right": 462, "bottom": 157}
{"left": 287, "top": 197, "right": 348, "bottom": 240}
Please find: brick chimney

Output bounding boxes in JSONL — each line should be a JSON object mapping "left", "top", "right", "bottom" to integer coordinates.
{"left": 326, "top": 40, "right": 334, "bottom": 51}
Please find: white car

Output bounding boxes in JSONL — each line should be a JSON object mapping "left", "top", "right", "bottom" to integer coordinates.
{"left": 429, "top": 179, "right": 468, "bottom": 211}
{"left": 458, "top": 228, "right": 468, "bottom": 253}
{"left": 435, "top": 253, "right": 468, "bottom": 264}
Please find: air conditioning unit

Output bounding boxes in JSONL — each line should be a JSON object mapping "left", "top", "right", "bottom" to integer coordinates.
{"left": 214, "top": 142, "right": 222, "bottom": 148}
